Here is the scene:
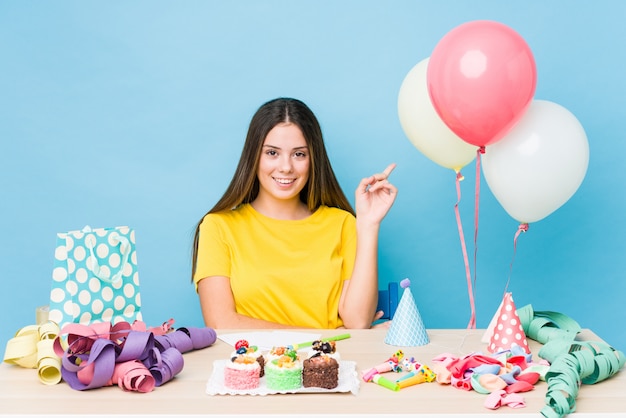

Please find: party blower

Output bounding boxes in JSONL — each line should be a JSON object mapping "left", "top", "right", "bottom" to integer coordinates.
{"left": 362, "top": 350, "right": 404, "bottom": 382}
{"left": 396, "top": 365, "right": 437, "bottom": 389}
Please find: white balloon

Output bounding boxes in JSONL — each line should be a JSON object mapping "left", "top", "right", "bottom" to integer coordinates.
{"left": 398, "top": 57, "right": 477, "bottom": 171}
{"left": 482, "top": 100, "right": 589, "bottom": 223}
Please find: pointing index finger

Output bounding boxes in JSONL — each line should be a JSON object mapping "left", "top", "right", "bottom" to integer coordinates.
{"left": 383, "top": 163, "right": 396, "bottom": 178}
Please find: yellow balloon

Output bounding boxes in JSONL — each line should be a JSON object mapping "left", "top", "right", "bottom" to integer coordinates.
{"left": 398, "top": 57, "right": 477, "bottom": 171}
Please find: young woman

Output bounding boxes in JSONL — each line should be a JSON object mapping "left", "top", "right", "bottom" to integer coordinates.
{"left": 192, "top": 97, "right": 397, "bottom": 329}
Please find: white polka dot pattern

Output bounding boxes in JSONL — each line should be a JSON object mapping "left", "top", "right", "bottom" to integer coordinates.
{"left": 488, "top": 292, "right": 529, "bottom": 354}
{"left": 48, "top": 226, "right": 142, "bottom": 329}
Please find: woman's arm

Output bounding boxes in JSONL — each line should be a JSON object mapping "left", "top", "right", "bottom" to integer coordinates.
{"left": 197, "top": 275, "right": 302, "bottom": 329}
{"left": 338, "top": 163, "right": 397, "bottom": 329}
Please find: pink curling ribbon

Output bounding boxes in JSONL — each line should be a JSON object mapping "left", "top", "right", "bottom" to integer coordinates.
{"left": 130, "top": 318, "right": 175, "bottom": 336}
{"left": 503, "top": 223, "right": 529, "bottom": 295}
{"left": 111, "top": 360, "right": 155, "bottom": 392}
{"left": 454, "top": 169, "right": 476, "bottom": 329}
{"left": 362, "top": 350, "right": 404, "bottom": 382}
{"left": 471, "top": 146, "right": 486, "bottom": 327}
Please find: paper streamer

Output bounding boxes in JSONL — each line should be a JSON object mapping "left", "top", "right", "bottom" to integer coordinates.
{"left": 3, "top": 321, "right": 62, "bottom": 385}
{"left": 4, "top": 319, "right": 217, "bottom": 392}
{"left": 517, "top": 304, "right": 625, "bottom": 418}
{"left": 56, "top": 321, "right": 217, "bottom": 392}
{"left": 36, "top": 322, "right": 63, "bottom": 385}
{"left": 111, "top": 360, "right": 155, "bottom": 392}
{"left": 541, "top": 340, "right": 625, "bottom": 418}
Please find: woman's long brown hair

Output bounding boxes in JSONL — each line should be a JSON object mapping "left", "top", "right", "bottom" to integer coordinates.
{"left": 191, "top": 98, "right": 354, "bottom": 280}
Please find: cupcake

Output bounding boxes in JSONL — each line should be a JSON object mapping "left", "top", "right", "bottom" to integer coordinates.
{"left": 302, "top": 340, "right": 339, "bottom": 389}
{"left": 265, "top": 347, "right": 302, "bottom": 391}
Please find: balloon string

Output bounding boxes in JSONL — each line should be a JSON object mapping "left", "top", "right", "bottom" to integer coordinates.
{"left": 504, "top": 223, "right": 528, "bottom": 295}
{"left": 454, "top": 170, "right": 475, "bottom": 329}
{"left": 472, "top": 146, "right": 485, "bottom": 326}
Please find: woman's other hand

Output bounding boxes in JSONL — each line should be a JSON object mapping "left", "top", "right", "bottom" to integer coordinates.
{"left": 371, "top": 310, "right": 392, "bottom": 329}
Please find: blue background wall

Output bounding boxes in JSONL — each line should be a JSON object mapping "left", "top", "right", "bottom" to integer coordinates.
{"left": 2, "top": 1, "right": 624, "bottom": 351}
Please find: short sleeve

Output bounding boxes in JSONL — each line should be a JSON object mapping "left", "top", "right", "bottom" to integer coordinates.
{"left": 340, "top": 214, "right": 357, "bottom": 281}
{"left": 193, "top": 214, "right": 231, "bottom": 289}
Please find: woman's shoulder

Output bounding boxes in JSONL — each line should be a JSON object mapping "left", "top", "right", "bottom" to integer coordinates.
{"left": 200, "top": 204, "right": 253, "bottom": 225}
{"left": 315, "top": 206, "right": 356, "bottom": 238}
{"left": 316, "top": 205, "right": 356, "bottom": 222}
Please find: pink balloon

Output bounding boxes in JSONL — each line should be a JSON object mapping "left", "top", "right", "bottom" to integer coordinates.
{"left": 427, "top": 20, "right": 537, "bottom": 147}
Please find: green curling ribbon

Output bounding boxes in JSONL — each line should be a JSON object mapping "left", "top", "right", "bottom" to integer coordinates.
{"left": 517, "top": 304, "right": 581, "bottom": 346}
{"left": 517, "top": 304, "right": 625, "bottom": 418}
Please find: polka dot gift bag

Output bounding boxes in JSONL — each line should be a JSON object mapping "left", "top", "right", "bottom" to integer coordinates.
{"left": 48, "top": 225, "right": 142, "bottom": 330}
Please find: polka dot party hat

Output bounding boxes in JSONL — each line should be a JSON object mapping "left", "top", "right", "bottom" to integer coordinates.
{"left": 385, "top": 278, "right": 430, "bottom": 347}
{"left": 487, "top": 292, "right": 530, "bottom": 354}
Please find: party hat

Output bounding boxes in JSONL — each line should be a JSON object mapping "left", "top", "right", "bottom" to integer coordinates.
{"left": 487, "top": 292, "right": 530, "bottom": 354}
{"left": 385, "top": 278, "right": 429, "bottom": 346}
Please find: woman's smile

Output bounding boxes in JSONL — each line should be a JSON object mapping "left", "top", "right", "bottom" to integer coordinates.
{"left": 273, "top": 177, "right": 297, "bottom": 186}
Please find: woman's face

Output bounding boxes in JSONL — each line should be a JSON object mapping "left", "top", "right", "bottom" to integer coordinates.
{"left": 256, "top": 122, "right": 310, "bottom": 204}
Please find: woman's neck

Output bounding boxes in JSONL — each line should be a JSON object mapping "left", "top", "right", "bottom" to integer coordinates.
{"left": 250, "top": 196, "right": 311, "bottom": 220}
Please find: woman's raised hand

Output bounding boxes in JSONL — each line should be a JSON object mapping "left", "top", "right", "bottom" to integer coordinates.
{"left": 355, "top": 163, "right": 398, "bottom": 224}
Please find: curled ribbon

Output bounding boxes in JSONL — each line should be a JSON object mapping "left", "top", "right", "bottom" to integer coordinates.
{"left": 55, "top": 320, "right": 217, "bottom": 392}
{"left": 4, "top": 319, "right": 217, "bottom": 393}
{"left": 3, "top": 321, "right": 62, "bottom": 385}
{"left": 149, "top": 347, "right": 184, "bottom": 387}
{"left": 111, "top": 360, "right": 155, "bottom": 392}
{"left": 517, "top": 304, "right": 626, "bottom": 418}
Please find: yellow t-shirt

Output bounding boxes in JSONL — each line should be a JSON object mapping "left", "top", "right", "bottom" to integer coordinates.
{"left": 194, "top": 204, "right": 356, "bottom": 328}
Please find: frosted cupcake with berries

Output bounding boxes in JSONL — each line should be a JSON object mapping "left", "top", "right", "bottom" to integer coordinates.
{"left": 230, "top": 339, "right": 265, "bottom": 377}
{"left": 265, "top": 346, "right": 302, "bottom": 391}
{"left": 223, "top": 340, "right": 262, "bottom": 390}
